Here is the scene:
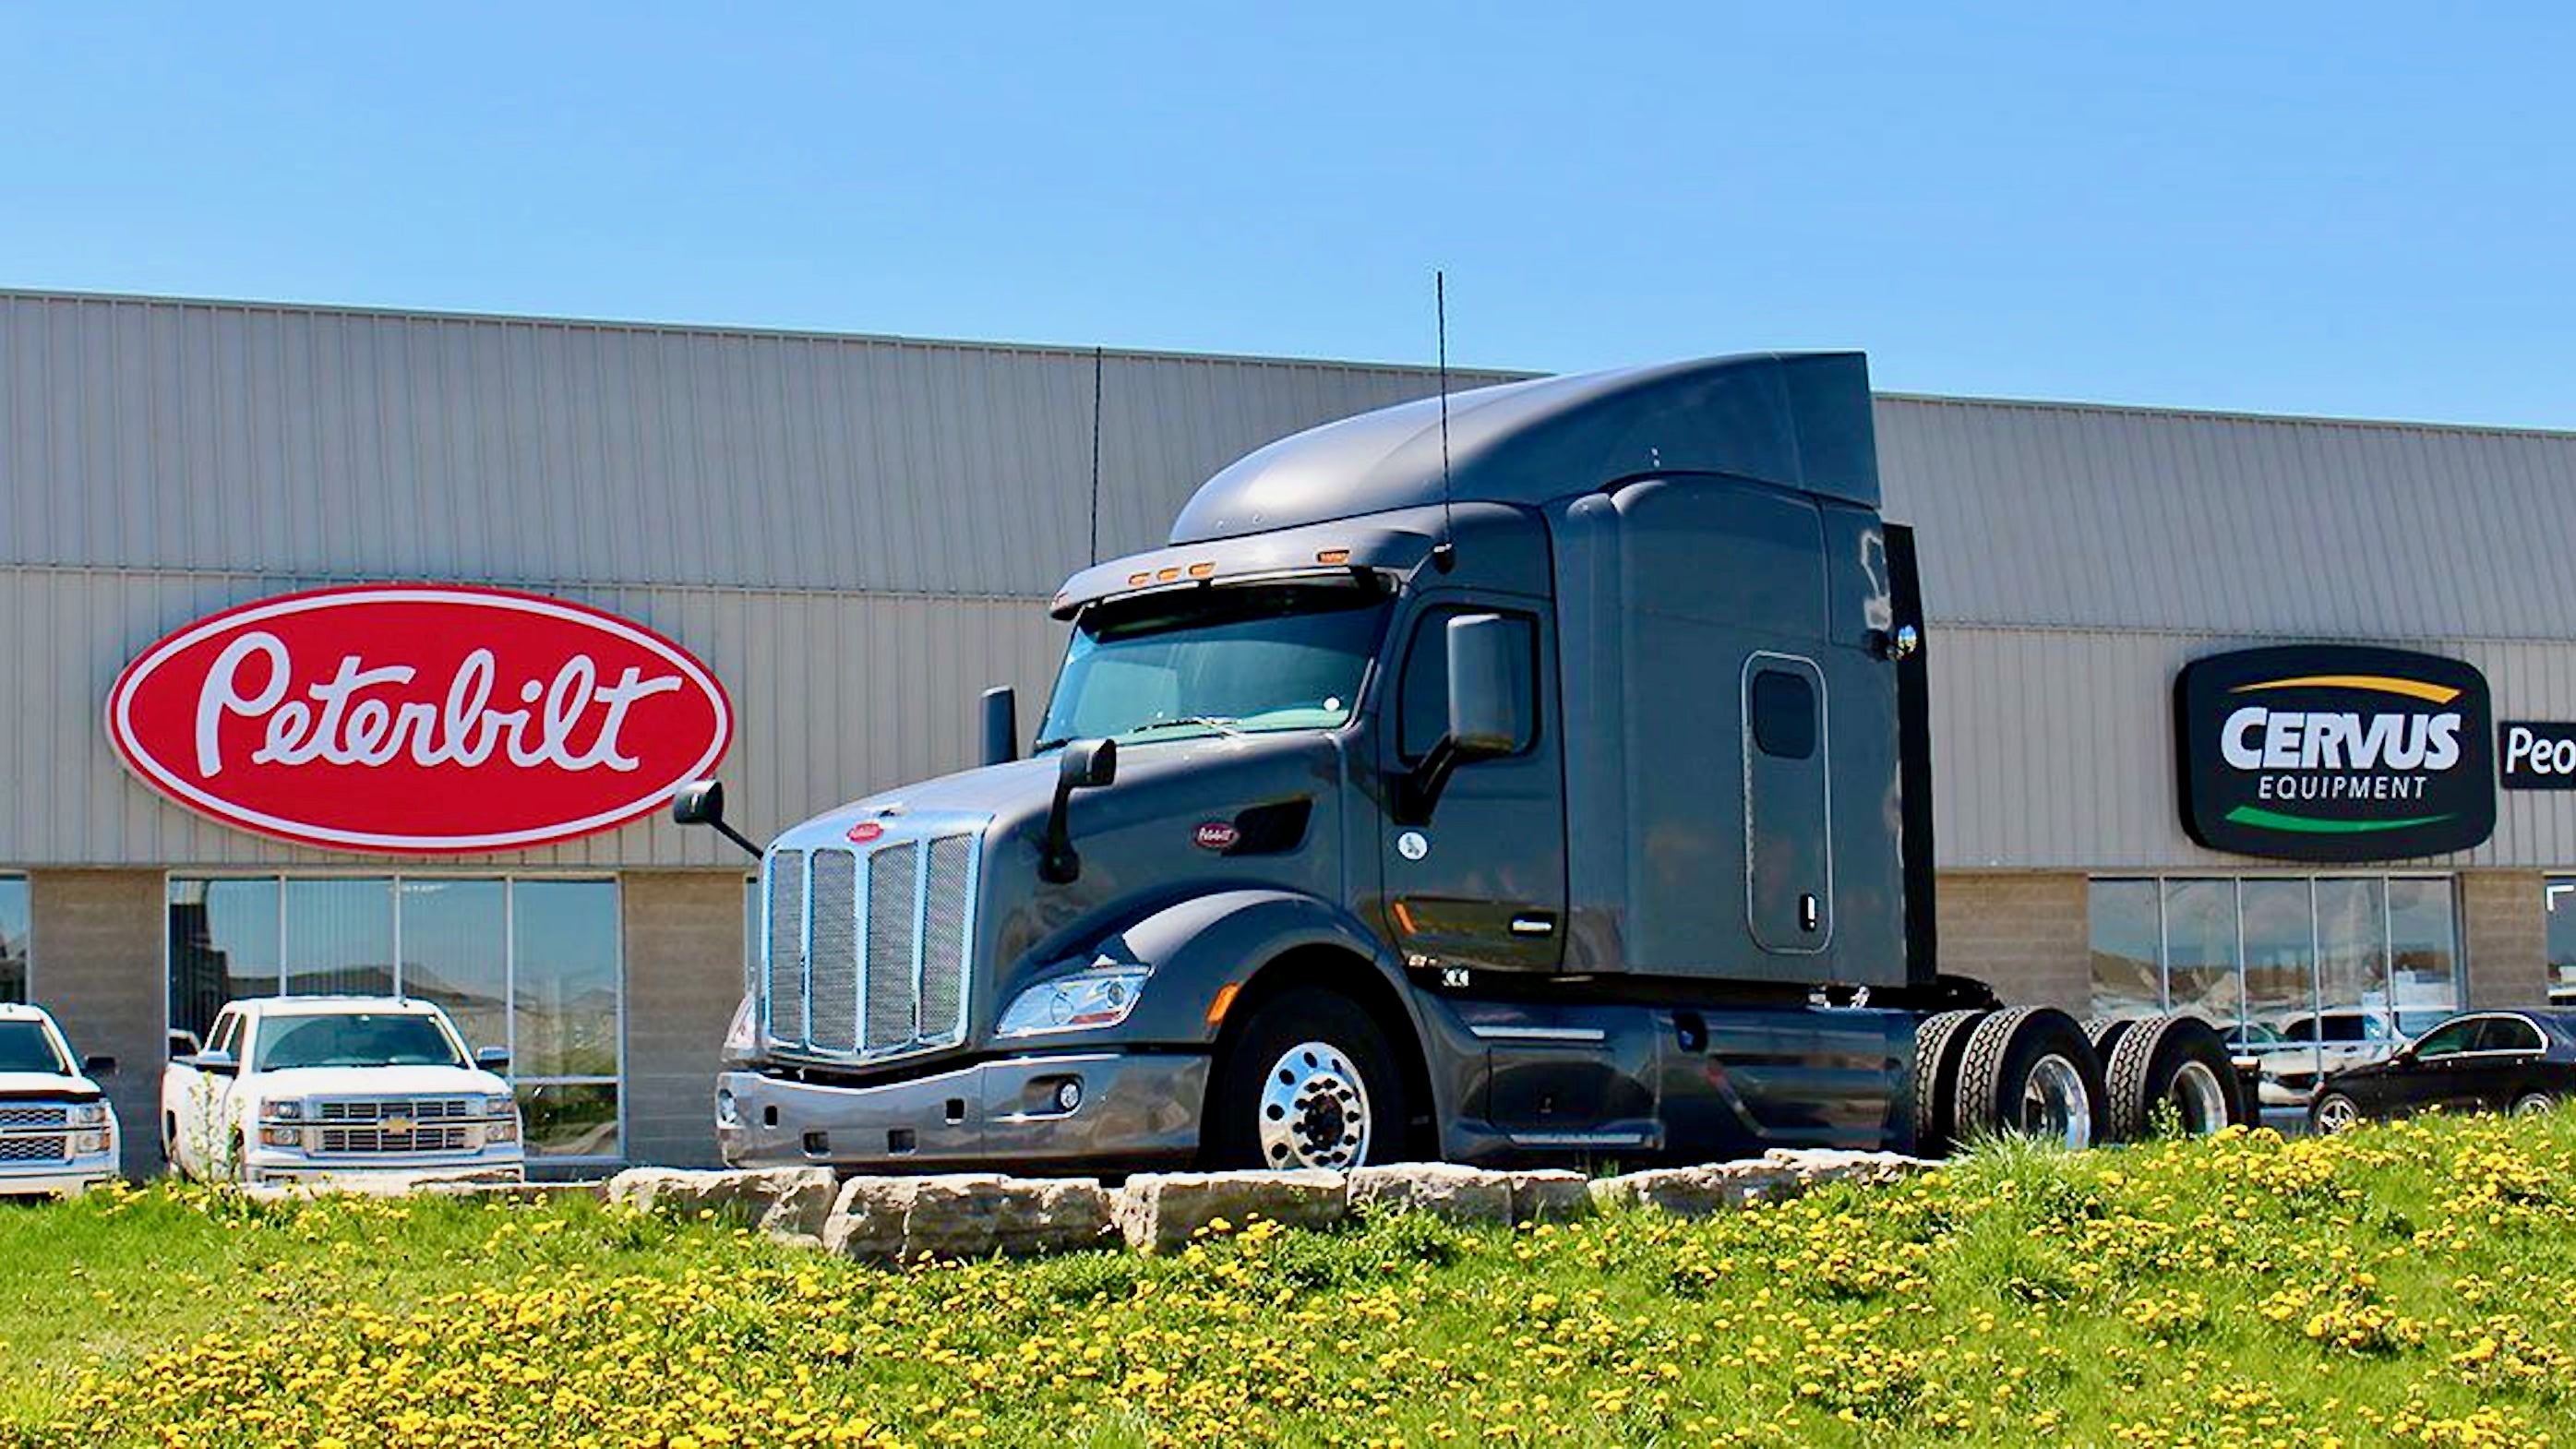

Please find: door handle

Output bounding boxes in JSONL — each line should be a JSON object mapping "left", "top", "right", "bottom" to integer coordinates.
{"left": 1508, "top": 915, "right": 1557, "bottom": 938}
{"left": 1800, "top": 893, "right": 1820, "bottom": 933}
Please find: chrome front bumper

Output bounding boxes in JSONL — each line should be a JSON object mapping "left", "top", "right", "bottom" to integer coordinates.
{"left": 242, "top": 1151, "right": 526, "bottom": 1186}
{"left": 0, "top": 1162, "right": 117, "bottom": 1196}
{"left": 718, "top": 1051, "right": 1209, "bottom": 1169}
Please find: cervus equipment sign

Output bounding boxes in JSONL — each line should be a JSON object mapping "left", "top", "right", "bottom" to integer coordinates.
{"left": 2175, "top": 645, "right": 2494, "bottom": 862}
{"left": 106, "top": 585, "right": 732, "bottom": 854}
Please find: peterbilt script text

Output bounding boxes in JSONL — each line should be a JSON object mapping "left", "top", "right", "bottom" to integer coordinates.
{"left": 195, "top": 630, "right": 684, "bottom": 777}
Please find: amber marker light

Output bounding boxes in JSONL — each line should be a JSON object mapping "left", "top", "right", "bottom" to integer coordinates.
{"left": 1187, "top": 561, "right": 1216, "bottom": 578}
{"left": 1316, "top": 548, "right": 1351, "bottom": 564}
{"left": 1156, "top": 566, "right": 1182, "bottom": 582}
{"left": 1391, "top": 900, "right": 1417, "bottom": 934}
{"left": 1127, "top": 572, "right": 1151, "bottom": 586}
{"left": 1204, "top": 982, "right": 1241, "bottom": 1028}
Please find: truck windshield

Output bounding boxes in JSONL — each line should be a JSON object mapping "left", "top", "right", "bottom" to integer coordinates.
{"left": 255, "top": 1013, "right": 465, "bottom": 1072}
{"left": 1037, "top": 581, "right": 1390, "bottom": 748}
{"left": 0, "top": 1021, "right": 70, "bottom": 1075}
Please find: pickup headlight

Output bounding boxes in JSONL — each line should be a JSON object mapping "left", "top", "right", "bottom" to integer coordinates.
{"left": 261, "top": 1099, "right": 303, "bottom": 1122}
{"left": 480, "top": 1094, "right": 516, "bottom": 1118}
{"left": 66, "top": 1102, "right": 110, "bottom": 1129}
{"left": 996, "top": 966, "right": 1151, "bottom": 1038}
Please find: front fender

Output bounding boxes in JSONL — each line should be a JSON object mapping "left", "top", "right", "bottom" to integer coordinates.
{"left": 1085, "top": 889, "right": 1405, "bottom": 1048}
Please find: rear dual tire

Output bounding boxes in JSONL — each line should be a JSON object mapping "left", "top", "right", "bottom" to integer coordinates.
{"left": 1950, "top": 1007, "right": 2108, "bottom": 1150}
{"left": 2103, "top": 1014, "right": 2240, "bottom": 1141}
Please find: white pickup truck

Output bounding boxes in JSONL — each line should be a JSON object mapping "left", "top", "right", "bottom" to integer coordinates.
{"left": 0, "top": 1002, "right": 121, "bottom": 1195}
{"left": 162, "top": 997, "right": 526, "bottom": 1186}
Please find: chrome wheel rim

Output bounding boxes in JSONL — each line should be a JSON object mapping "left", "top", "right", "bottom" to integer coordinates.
{"left": 2169, "top": 1061, "right": 2231, "bottom": 1135}
{"left": 2512, "top": 1094, "right": 2555, "bottom": 1118}
{"left": 1257, "top": 1040, "right": 1372, "bottom": 1169}
{"left": 2316, "top": 1095, "right": 2359, "bottom": 1132}
{"left": 2019, "top": 1053, "right": 2093, "bottom": 1149}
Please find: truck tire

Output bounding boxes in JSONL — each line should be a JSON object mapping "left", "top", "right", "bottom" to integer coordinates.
{"left": 1951, "top": 1006, "right": 2107, "bottom": 1149}
{"left": 1910, "top": 1009, "right": 1985, "bottom": 1155}
{"left": 2104, "top": 1014, "right": 2240, "bottom": 1141}
{"left": 1207, "top": 988, "right": 1410, "bottom": 1172}
{"left": 2084, "top": 1016, "right": 2136, "bottom": 1063}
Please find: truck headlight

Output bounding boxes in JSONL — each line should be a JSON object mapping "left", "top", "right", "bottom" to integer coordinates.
{"left": 261, "top": 1099, "right": 303, "bottom": 1122}
{"left": 996, "top": 967, "right": 1151, "bottom": 1038}
{"left": 66, "top": 1102, "right": 111, "bottom": 1129}
{"left": 73, "top": 1130, "right": 112, "bottom": 1156}
{"left": 481, "top": 1094, "right": 516, "bottom": 1118}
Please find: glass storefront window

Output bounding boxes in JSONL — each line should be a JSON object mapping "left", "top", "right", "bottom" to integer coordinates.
{"left": 2550, "top": 879, "right": 2576, "bottom": 1008}
{"left": 2088, "top": 880, "right": 2162, "bottom": 1021}
{"left": 2163, "top": 880, "right": 2244, "bottom": 1034}
{"left": 2387, "top": 878, "right": 2460, "bottom": 1036}
{"left": 0, "top": 876, "right": 29, "bottom": 1003}
{"left": 167, "top": 876, "right": 623, "bottom": 1160}
{"left": 2314, "top": 878, "right": 2396, "bottom": 1045}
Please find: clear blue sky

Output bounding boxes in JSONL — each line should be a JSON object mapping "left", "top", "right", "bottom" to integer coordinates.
{"left": 3, "top": 4, "right": 2569, "bottom": 426}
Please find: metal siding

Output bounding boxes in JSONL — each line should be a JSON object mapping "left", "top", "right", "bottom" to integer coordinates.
{"left": 1875, "top": 396, "right": 2576, "bottom": 641}
{"left": 1932, "top": 627, "right": 2576, "bottom": 871}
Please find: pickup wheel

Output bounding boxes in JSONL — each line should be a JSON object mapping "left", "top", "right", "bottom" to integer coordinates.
{"left": 1951, "top": 1007, "right": 2107, "bottom": 1150}
{"left": 2104, "top": 1014, "right": 2240, "bottom": 1141}
{"left": 1909, "top": 1009, "right": 1985, "bottom": 1156}
{"left": 1207, "top": 988, "right": 1408, "bottom": 1172}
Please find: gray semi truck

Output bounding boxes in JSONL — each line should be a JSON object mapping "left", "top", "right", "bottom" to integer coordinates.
{"left": 681, "top": 353, "right": 2246, "bottom": 1174}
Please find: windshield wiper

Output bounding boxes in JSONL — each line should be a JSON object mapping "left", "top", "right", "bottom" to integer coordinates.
{"left": 1132, "top": 715, "right": 1244, "bottom": 737}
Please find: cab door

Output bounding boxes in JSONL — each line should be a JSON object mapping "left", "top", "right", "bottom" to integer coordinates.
{"left": 1743, "top": 653, "right": 1831, "bottom": 952}
{"left": 1379, "top": 595, "right": 1566, "bottom": 973}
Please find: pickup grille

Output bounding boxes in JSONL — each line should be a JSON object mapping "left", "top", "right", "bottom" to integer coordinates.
{"left": 0, "top": 1134, "right": 67, "bottom": 1163}
{"left": 315, "top": 1098, "right": 474, "bottom": 1123}
{"left": 761, "top": 826, "right": 981, "bottom": 1068}
{"left": 317, "top": 1124, "right": 474, "bottom": 1155}
{"left": 0, "top": 1106, "right": 70, "bottom": 1130}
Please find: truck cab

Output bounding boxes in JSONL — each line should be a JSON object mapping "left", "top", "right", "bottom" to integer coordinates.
{"left": 705, "top": 353, "right": 2233, "bottom": 1173}
{"left": 162, "top": 997, "right": 524, "bottom": 1186}
{"left": 0, "top": 1002, "right": 121, "bottom": 1195}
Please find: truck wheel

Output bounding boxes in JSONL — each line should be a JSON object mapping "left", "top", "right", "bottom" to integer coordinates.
{"left": 1208, "top": 988, "right": 1409, "bottom": 1171}
{"left": 1951, "top": 1007, "right": 2106, "bottom": 1149}
{"left": 1910, "top": 1009, "right": 1984, "bottom": 1155}
{"left": 2084, "top": 1016, "right": 2136, "bottom": 1063}
{"left": 2105, "top": 1014, "right": 2239, "bottom": 1141}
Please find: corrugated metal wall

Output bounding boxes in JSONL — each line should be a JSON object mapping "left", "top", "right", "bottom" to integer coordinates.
{"left": 4, "top": 291, "right": 2574, "bottom": 872}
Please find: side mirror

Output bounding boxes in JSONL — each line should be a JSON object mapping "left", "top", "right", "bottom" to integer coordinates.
{"left": 1396, "top": 614, "right": 1522, "bottom": 824}
{"left": 193, "top": 1048, "right": 238, "bottom": 1076}
{"left": 168, "top": 1030, "right": 202, "bottom": 1061}
{"left": 474, "top": 1046, "right": 511, "bottom": 1072}
{"left": 81, "top": 1054, "right": 117, "bottom": 1078}
{"left": 981, "top": 686, "right": 1020, "bottom": 767}
{"left": 1444, "top": 614, "right": 1524, "bottom": 758}
{"left": 672, "top": 779, "right": 764, "bottom": 860}
{"left": 1040, "top": 738, "right": 1119, "bottom": 884}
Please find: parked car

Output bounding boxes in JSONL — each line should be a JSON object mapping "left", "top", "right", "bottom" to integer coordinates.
{"left": 2309, "top": 1010, "right": 2576, "bottom": 1132}
{"left": 2246, "top": 1008, "right": 2406, "bottom": 1110}
{"left": 162, "top": 997, "right": 525, "bottom": 1186}
{"left": 0, "top": 1002, "right": 121, "bottom": 1195}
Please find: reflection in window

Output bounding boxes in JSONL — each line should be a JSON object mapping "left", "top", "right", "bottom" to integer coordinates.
{"left": 2087, "top": 880, "right": 2161, "bottom": 1022}
{"left": 2387, "top": 879, "right": 2459, "bottom": 1037}
{"left": 2315, "top": 878, "right": 2393, "bottom": 1042}
{"left": 0, "top": 876, "right": 28, "bottom": 1003}
{"left": 2163, "top": 880, "right": 2243, "bottom": 1034}
{"left": 2551, "top": 879, "right": 2576, "bottom": 1007}
{"left": 166, "top": 876, "right": 623, "bottom": 1159}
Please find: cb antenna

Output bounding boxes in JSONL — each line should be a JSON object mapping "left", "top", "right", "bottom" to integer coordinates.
{"left": 1086, "top": 345, "right": 1105, "bottom": 566}
{"left": 1432, "top": 269, "right": 1456, "bottom": 572}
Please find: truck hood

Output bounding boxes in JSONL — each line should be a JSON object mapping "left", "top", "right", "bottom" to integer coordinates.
{"left": 0, "top": 1071, "right": 104, "bottom": 1102}
{"left": 250, "top": 1065, "right": 511, "bottom": 1098}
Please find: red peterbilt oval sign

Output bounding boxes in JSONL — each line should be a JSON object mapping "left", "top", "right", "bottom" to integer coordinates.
{"left": 105, "top": 585, "right": 733, "bottom": 854}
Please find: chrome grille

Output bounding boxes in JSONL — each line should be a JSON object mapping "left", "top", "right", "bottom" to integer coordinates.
{"left": 760, "top": 825, "right": 980, "bottom": 1066}
{"left": 315, "top": 1098, "right": 473, "bottom": 1123}
{"left": 0, "top": 1106, "right": 69, "bottom": 1130}
{"left": 865, "top": 843, "right": 921, "bottom": 1049}
{"left": 807, "top": 850, "right": 860, "bottom": 1052}
{"left": 317, "top": 1124, "right": 474, "bottom": 1155}
{"left": 766, "top": 849, "right": 808, "bottom": 1044}
{"left": 0, "top": 1134, "right": 67, "bottom": 1162}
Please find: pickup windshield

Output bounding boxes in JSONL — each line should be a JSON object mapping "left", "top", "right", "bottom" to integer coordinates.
{"left": 1037, "top": 581, "right": 1390, "bottom": 748}
{"left": 0, "top": 1021, "right": 70, "bottom": 1075}
{"left": 254, "top": 1013, "right": 465, "bottom": 1072}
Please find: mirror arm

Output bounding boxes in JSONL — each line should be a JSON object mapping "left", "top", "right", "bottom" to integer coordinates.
{"left": 708, "top": 820, "right": 765, "bottom": 860}
{"left": 1394, "top": 738, "right": 1464, "bottom": 828}
{"left": 1040, "top": 778, "right": 1084, "bottom": 884}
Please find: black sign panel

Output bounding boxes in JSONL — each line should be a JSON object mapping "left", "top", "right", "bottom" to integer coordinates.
{"left": 2500, "top": 722, "right": 2576, "bottom": 791}
{"left": 2176, "top": 645, "right": 2494, "bottom": 861}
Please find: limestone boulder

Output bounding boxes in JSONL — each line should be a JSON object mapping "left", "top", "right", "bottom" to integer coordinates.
{"left": 1112, "top": 1169, "right": 1348, "bottom": 1252}
{"left": 1348, "top": 1163, "right": 1515, "bottom": 1225}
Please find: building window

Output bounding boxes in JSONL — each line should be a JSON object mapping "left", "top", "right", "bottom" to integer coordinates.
{"left": 2089, "top": 875, "right": 2458, "bottom": 1102}
{"left": 2548, "top": 878, "right": 2576, "bottom": 1007}
{"left": 0, "top": 875, "right": 28, "bottom": 1003}
{"left": 168, "top": 876, "right": 624, "bottom": 1161}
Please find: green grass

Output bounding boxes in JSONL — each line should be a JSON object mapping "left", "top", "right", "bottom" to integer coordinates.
{"left": 6, "top": 1111, "right": 2575, "bottom": 1446}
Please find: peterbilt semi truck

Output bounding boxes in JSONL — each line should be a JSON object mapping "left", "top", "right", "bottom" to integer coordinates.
{"left": 685, "top": 353, "right": 2245, "bottom": 1174}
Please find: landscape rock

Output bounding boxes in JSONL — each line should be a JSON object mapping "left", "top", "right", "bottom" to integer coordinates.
{"left": 1498, "top": 1169, "right": 1594, "bottom": 1223}
{"left": 821, "top": 1176, "right": 920, "bottom": 1262}
{"left": 818, "top": 1174, "right": 1116, "bottom": 1262}
{"left": 1759, "top": 1147, "right": 1936, "bottom": 1189}
{"left": 602, "top": 1167, "right": 841, "bottom": 1233}
{"left": 1113, "top": 1169, "right": 1348, "bottom": 1252}
{"left": 1348, "top": 1163, "right": 1516, "bottom": 1224}
{"left": 1588, "top": 1162, "right": 1802, "bottom": 1216}
{"left": 752, "top": 1168, "right": 843, "bottom": 1239}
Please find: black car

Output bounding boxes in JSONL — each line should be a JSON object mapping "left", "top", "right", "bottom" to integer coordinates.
{"left": 2310, "top": 1010, "right": 2576, "bottom": 1132}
